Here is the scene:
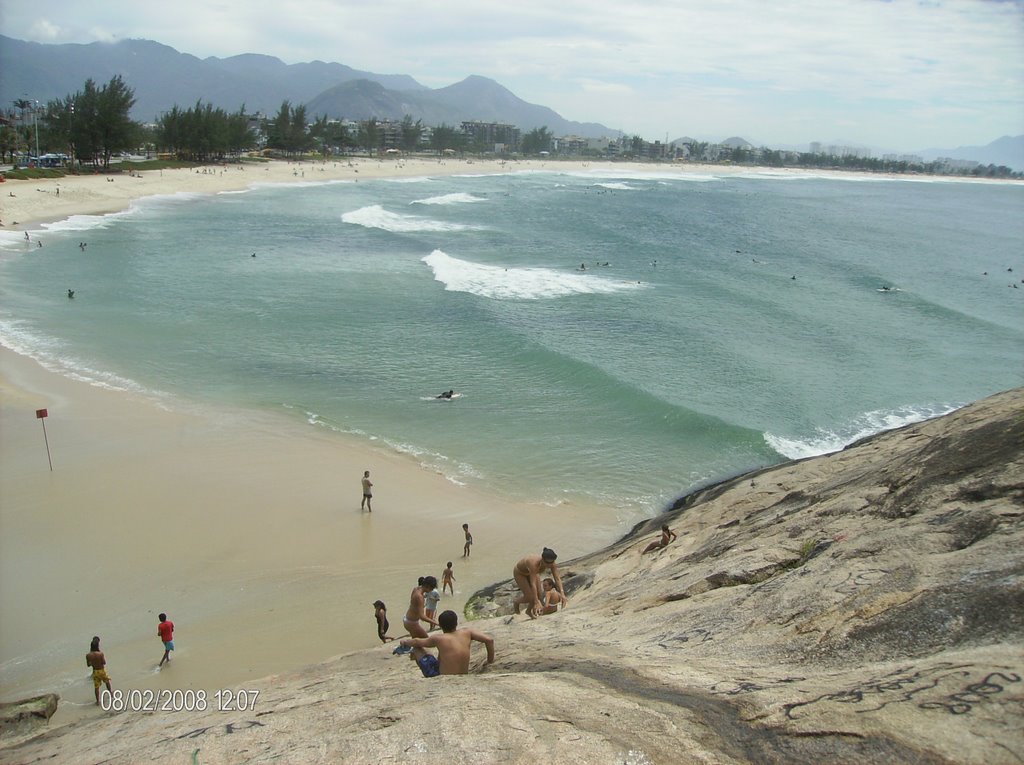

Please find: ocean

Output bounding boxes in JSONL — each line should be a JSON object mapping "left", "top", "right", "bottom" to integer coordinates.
{"left": 2, "top": 166, "right": 1022, "bottom": 529}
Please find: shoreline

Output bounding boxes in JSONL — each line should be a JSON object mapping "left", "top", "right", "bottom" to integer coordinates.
{"left": 3, "top": 156, "right": 1014, "bottom": 235}
{"left": 0, "top": 341, "right": 622, "bottom": 726}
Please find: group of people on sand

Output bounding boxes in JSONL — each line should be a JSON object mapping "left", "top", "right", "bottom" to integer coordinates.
{"left": 372, "top": 573, "right": 493, "bottom": 677}
{"left": 363, "top": 469, "right": 676, "bottom": 678}
{"left": 369, "top": 543, "right": 576, "bottom": 677}
{"left": 83, "top": 614, "right": 175, "bottom": 705}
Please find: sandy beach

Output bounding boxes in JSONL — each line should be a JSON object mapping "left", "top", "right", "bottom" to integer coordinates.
{"left": 0, "top": 155, "right": 928, "bottom": 234}
{"left": 0, "top": 342, "right": 620, "bottom": 722}
{"left": 0, "top": 156, "right": 641, "bottom": 725}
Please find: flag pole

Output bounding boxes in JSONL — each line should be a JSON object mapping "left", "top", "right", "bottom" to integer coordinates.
{"left": 36, "top": 408, "right": 52, "bottom": 471}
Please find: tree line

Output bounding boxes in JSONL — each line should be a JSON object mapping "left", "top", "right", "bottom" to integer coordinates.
{"left": 2, "top": 76, "right": 1020, "bottom": 179}
{"left": 0, "top": 76, "right": 480, "bottom": 165}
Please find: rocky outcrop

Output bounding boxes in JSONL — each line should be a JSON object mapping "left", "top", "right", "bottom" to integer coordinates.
{"left": 2, "top": 389, "right": 1022, "bottom": 765}
{"left": 0, "top": 694, "right": 58, "bottom": 742}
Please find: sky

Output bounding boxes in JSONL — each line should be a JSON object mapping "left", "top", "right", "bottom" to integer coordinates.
{"left": 2, "top": 0, "right": 1023, "bottom": 152}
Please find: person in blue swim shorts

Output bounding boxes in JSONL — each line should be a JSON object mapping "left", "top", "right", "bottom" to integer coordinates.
{"left": 399, "top": 610, "right": 494, "bottom": 677}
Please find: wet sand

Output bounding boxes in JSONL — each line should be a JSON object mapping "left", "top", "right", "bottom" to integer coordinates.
{"left": 0, "top": 344, "right": 619, "bottom": 724}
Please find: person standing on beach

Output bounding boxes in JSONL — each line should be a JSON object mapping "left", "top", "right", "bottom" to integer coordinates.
{"left": 373, "top": 600, "right": 393, "bottom": 643}
{"left": 424, "top": 585, "right": 441, "bottom": 624}
{"left": 442, "top": 562, "right": 456, "bottom": 595}
{"left": 463, "top": 523, "right": 473, "bottom": 557}
{"left": 398, "top": 610, "right": 495, "bottom": 677}
{"left": 361, "top": 470, "right": 373, "bottom": 512}
{"left": 157, "top": 613, "right": 175, "bottom": 667}
{"left": 86, "top": 636, "right": 112, "bottom": 704}
{"left": 513, "top": 548, "right": 568, "bottom": 618}
{"left": 403, "top": 576, "right": 439, "bottom": 638}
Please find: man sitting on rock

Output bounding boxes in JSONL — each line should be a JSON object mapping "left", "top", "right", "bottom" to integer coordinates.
{"left": 399, "top": 610, "right": 495, "bottom": 677}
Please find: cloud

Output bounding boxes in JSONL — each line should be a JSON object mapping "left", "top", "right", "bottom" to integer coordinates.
{"left": 26, "top": 18, "right": 63, "bottom": 41}
{"left": 2, "top": 0, "right": 1021, "bottom": 149}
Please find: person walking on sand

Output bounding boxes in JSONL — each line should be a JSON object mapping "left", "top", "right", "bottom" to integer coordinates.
{"left": 373, "top": 600, "right": 394, "bottom": 643}
{"left": 642, "top": 525, "right": 678, "bottom": 554}
{"left": 86, "top": 636, "right": 112, "bottom": 704}
{"left": 157, "top": 613, "right": 175, "bottom": 667}
{"left": 442, "top": 562, "right": 456, "bottom": 595}
{"left": 463, "top": 523, "right": 473, "bottom": 557}
{"left": 403, "top": 576, "right": 439, "bottom": 638}
{"left": 361, "top": 470, "right": 373, "bottom": 512}
{"left": 398, "top": 610, "right": 494, "bottom": 677}
{"left": 513, "top": 548, "right": 568, "bottom": 618}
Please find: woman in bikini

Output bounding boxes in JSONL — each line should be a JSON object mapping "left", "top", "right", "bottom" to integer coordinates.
{"left": 403, "top": 576, "right": 439, "bottom": 638}
{"left": 512, "top": 548, "right": 568, "bottom": 618}
{"left": 642, "top": 525, "right": 678, "bottom": 554}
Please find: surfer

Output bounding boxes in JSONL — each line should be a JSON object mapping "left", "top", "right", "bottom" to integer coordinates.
{"left": 437, "top": 390, "right": 455, "bottom": 400}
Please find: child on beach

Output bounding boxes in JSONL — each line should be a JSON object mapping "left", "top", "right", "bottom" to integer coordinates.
{"left": 157, "top": 613, "right": 175, "bottom": 667}
{"left": 373, "top": 600, "right": 393, "bottom": 643}
{"left": 442, "top": 562, "right": 455, "bottom": 595}
{"left": 463, "top": 524, "right": 473, "bottom": 557}
{"left": 424, "top": 585, "right": 441, "bottom": 623}
{"left": 541, "top": 578, "right": 566, "bottom": 615}
{"left": 86, "top": 636, "right": 112, "bottom": 704}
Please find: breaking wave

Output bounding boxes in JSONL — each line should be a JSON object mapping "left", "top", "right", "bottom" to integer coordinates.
{"left": 764, "top": 402, "right": 961, "bottom": 460}
{"left": 421, "top": 249, "right": 645, "bottom": 300}
{"left": 341, "top": 205, "right": 483, "bottom": 232}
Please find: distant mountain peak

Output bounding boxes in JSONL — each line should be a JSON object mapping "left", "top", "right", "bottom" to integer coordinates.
{"left": 0, "top": 34, "right": 618, "bottom": 138}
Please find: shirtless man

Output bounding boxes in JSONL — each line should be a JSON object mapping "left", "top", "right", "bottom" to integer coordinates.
{"left": 361, "top": 470, "right": 373, "bottom": 512}
{"left": 513, "top": 548, "right": 568, "bottom": 618}
{"left": 86, "top": 636, "right": 112, "bottom": 704}
{"left": 399, "top": 610, "right": 495, "bottom": 677}
{"left": 403, "top": 576, "right": 439, "bottom": 638}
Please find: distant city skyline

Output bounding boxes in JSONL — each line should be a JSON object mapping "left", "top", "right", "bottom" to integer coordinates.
{"left": 2, "top": 0, "right": 1022, "bottom": 153}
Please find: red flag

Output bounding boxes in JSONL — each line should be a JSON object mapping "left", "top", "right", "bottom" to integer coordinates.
{"left": 36, "top": 408, "right": 48, "bottom": 419}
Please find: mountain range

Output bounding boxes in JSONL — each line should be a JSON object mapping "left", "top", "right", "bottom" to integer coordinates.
{"left": 0, "top": 35, "right": 616, "bottom": 139}
{"left": 1, "top": 35, "right": 1020, "bottom": 166}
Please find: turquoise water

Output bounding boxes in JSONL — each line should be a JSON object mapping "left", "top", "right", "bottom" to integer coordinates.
{"left": 2, "top": 168, "right": 1022, "bottom": 525}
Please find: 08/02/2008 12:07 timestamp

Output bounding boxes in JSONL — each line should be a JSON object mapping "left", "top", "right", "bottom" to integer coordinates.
{"left": 99, "top": 688, "right": 260, "bottom": 713}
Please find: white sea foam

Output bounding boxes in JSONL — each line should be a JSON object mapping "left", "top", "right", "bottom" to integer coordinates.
{"left": 383, "top": 176, "right": 434, "bottom": 184}
{"left": 764, "top": 402, "right": 961, "bottom": 460}
{"left": 300, "top": 406, "right": 482, "bottom": 486}
{"left": 563, "top": 168, "right": 719, "bottom": 183}
{"left": 341, "top": 205, "right": 483, "bottom": 232}
{"left": 0, "top": 230, "right": 32, "bottom": 251}
{"left": 593, "top": 182, "right": 638, "bottom": 191}
{"left": 411, "top": 192, "right": 486, "bottom": 206}
{"left": 38, "top": 206, "right": 140, "bottom": 234}
{"left": 249, "top": 179, "right": 353, "bottom": 191}
{"left": 422, "top": 249, "right": 645, "bottom": 300}
{"left": 0, "top": 319, "right": 165, "bottom": 397}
